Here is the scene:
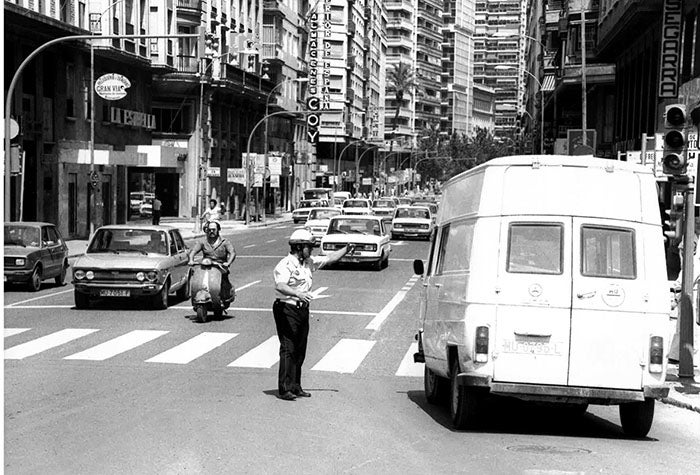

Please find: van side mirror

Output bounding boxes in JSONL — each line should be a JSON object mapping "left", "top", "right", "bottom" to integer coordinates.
{"left": 413, "top": 259, "right": 424, "bottom": 275}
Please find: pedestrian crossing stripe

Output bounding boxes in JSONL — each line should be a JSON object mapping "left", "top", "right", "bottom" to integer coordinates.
{"left": 4, "top": 328, "right": 424, "bottom": 377}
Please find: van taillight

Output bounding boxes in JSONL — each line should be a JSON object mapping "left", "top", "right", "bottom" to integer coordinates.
{"left": 649, "top": 336, "right": 663, "bottom": 373}
{"left": 475, "top": 326, "right": 489, "bottom": 363}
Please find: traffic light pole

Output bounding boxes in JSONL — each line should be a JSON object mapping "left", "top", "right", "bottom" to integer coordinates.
{"left": 679, "top": 187, "right": 696, "bottom": 378}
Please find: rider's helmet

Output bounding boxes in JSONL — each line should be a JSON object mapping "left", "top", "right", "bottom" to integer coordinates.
{"left": 289, "top": 229, "right": 314, "bottom": 252}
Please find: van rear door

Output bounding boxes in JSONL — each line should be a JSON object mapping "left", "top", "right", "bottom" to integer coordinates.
{"left": 568, "top": 219, "right": 645, "bottom": 389}
{"left": 493, "top": 218, "right": 572, "bottom": 385}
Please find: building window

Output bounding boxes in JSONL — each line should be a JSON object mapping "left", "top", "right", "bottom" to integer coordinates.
{"left": 66, "top": 64, "right": 75, "bottom": 118}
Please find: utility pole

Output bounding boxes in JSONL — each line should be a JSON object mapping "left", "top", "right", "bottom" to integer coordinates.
{"left": 679, "top": 185, "right": 696, "bottom": 378}
{"left": 580, "top": 6, "right": 587, "bottom": 147}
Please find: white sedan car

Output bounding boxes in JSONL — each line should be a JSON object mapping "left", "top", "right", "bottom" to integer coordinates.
{"left": 320, "top": 215, "right": 391, "bottom": 270}
{"left": 391, "top": 205, "right": 434, "bottom": 240}
{"left": 342, "top": 198, "right": 373, "bottom": 215}
{"left": 304, "top": 207, "right": 342, "bottom": 245}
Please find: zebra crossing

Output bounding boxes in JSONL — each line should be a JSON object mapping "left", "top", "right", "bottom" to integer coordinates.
{"left": 4, "top": 327, "right": 425, "bottom": 377}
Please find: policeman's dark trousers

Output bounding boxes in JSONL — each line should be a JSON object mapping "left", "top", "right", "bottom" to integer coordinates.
{"left": 272, "top": 300, "right": 309, "bottom": 394}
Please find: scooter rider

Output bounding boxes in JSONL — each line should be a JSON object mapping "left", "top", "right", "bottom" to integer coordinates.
{"left": 272, "top": 229, "right": 354, "bottom": 400}
{"left": 188, "top": 220, "right": 236, "bottom": 302}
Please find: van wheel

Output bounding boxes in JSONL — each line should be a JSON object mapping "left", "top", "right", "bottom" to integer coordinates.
{"left": 619, "top": 398, "right": 655, "bottom": 438}
{"left": 450, "top": 360, "right": 482, "bottom": 430}
{"left": 424, "top": 366, "right": 448, "bottom": 405}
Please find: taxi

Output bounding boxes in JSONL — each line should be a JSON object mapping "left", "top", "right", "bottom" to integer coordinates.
{"left": 320, "top": 215, "right": 391, "bottom": 270}
{"left": 304, "top": 207, "right": 341, "bottom": 245}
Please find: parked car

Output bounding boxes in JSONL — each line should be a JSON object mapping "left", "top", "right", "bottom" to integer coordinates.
{"left": 139, "top": 197, "right": 154, "bottom": 217}
{"left": 391, "top": 205, "right": 435, "bottom": 240}
{"left": 341, "top": 198, "right": 373, "bottom": 215}
{"left": 304, "top": 207, "right": 342, "bottom": 245}
{"left": 320, "top": 215, "right": 391, "bottom": 270}
{"left": 372, "top": 198, "right": 398, "bottom": 217}
{"left": 72, "top": 225, "right": 190, "bottom": 309}
{"left": 4, "top": 222, "right": 69, "bottom": 291}
{"left": 293, "top": 199, "right": 329, "bottom": 223}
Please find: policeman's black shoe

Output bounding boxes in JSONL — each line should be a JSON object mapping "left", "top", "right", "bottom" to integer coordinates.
{"left": 294, "top": 389, "right": 311, "bottom": 398}
{"left": 278, "top": 391, "right": 297, "bottom": 401}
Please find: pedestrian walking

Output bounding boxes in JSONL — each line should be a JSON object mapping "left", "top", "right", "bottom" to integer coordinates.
{"left": 272, "top": 229, "right": 354, "bottom": 400}
{"left": 152, "top": 196, "right": 162, "bottom": 225}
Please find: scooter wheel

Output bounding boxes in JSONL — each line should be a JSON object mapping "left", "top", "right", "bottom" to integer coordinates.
{"left": 196, "top": 306, "right": 208, "bottom": 323}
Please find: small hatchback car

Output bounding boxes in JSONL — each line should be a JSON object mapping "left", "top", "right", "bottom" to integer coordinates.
{"left": 320, "top": 215, "right": 391, "bottom": 270}
{"left": 4, "top": 222, "right": 69, "bottom": 291}
{"left": 72, "top": 225, "right": 190, "bottom": 309}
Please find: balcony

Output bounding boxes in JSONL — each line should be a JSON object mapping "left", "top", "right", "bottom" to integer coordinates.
{"left": 177, "top": 0, "right": 203, "bottom": 20}
{"left": 597, "top": 0, "right": 662, "bottom": 56}
{"left": 387, "top": 17, "right": 413, "bottom": 32}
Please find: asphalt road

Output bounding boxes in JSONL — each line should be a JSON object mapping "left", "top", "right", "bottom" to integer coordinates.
{"left": 4, "top": 224, "right": 700, "bottom": 474}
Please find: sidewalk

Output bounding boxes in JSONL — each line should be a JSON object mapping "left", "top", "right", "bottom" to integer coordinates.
{"left": 65, "top": 212, "right": 293, "bottom": 258}
{"left": 663, "top": 362, "right": 700, "bottom": 413}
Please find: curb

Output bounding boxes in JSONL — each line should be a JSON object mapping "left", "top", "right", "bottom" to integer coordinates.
{"left": 661, "top": 389, "right": 700, "bottom": 413}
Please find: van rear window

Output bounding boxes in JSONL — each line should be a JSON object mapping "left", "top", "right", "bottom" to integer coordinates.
{"left": 507, "top": 224, "right": 563, "bottom": 274}
{"left": 581, "top": 226, "right": 636, "bottom": 279}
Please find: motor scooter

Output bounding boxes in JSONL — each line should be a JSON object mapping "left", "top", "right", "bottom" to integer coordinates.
{"left": 189, "top": 258, "right": 234, "bottom": 322}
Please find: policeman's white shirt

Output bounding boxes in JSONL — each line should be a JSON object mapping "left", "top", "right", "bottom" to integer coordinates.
{"left": 273, "top": 253, "right": 330, "bottom": 301}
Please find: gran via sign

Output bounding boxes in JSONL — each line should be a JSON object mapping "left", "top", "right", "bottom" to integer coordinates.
{"left": 95, "top": 73, "right": 131, "bottom": 101}
{"left": 658, "top": 0, "right": 684, "bottom": 99}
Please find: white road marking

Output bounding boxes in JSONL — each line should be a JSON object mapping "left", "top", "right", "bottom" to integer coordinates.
{"left": 235, "top": 280, "right": 261, "bottom": 292}
{"left": 168, "top": 305, "right": 375, "bottom": 316}
{"left": 271, "top": 225, "right": 289, "bottom": 230}
{"left": 146, "top": 332, "right": 238, "bottom": 364}
{"left": 310, "top": 287, "right": 330, "bottom": 300}
{"left": 235, "top": 255, "right": 286, "bottom": 259}
{"left": 243, "top": 244, "right": 256, "bottom": 248}
{"left": 64, "top": 330, "right": 168, "bottom": 361}
{"left": 4, "top": 328, "right": 31, "bottom": 337}
{"left": 395, "top": 342, "right": 424, "bottom": 377}
{"left": 228, "top": 336, "right": 279, "bottom": 368}
{"left": 4, "top": 328, "right": 99, "bottom": 360}
{"left": 365, "top": 276, "right": 420, "bottom": 331}
{"left": 5, "top": 288, "right": 74, "bottom": 307}
{"left": 311, "top": 339, "right": 375, "bottom": 373}
{"left": 266, "top": 240, "right": 276, "bottom": 243}
{"left": 4, "top": 305, "right": 75, "bottom": 309}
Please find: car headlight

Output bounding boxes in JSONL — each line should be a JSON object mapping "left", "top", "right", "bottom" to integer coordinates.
{"left": 136, "top": 272, "right": 146, "bottom": 281}
{"left": 146, "top": 271, "right": 158, "bottom": 281}
{"left": 364, "top": 244, "right": 377, "bottom": 252}
{"left": 420, "top": 224, "right": 429, "bottom": 229}
{"left": 15, "top": 258, "right": 25, "bottom": 266}
{"left": 86, "top": 271, "right": 95, "bottom": 280}
{"left": 322, "top": 243, "right": 333, "bottom": 251}
{"left": 74, "top": 269, "right": 85, "bottom": 280}
{"left": 393, "top": 223, "right": 403, "bottom": 229}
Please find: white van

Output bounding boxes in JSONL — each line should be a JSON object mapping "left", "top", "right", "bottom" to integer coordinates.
{"left": 413, "top": 155, "right": 670, "bottom": 437}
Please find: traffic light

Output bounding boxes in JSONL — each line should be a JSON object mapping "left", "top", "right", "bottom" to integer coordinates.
{"left": 662, "top": 103, "right": 688, "bottom": 175}
{"left": 261, "top": 61, "right": 271, "bottom": 79}
{"left": 664, "top": 191, "right": 685, "bottom": 242}
{"left": 196, "top": 26, "right": 219, "bottom": 58}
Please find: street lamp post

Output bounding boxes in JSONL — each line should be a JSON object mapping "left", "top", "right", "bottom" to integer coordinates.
{"left": 262, "top": 78, "right": 308, "bottom": 224}
{"left": 355, "top": 145, "right": 379, "bottom": 196}
{"left": 246, "top": 110, "right": 316, "bottom": 225}
{"left": 495, "top": 65, "right": 543, "bottom": 154}
{"left": 336, "top": 139, "right": 364, "bottom": 192}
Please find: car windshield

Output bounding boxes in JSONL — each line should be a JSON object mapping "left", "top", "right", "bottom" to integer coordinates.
{"left": 87, "top": 229, "right": 168, "bottom": 255}
{"left": 395, "top": 208, "right": 430, "bottom": 219}
{"left": 4, "top": 224, "right": 40, "bottom": 247}
{"left": 308, "top": 209, "right": 340, "bottom": 220}
{"left": 372, "top": 200, "right": 394, "bottom": 208}
{"left": 328, "top": 219, "right": 381, "bottom": 236}
{"left": 344, "top": 200, "right": 368, "bottom": 208}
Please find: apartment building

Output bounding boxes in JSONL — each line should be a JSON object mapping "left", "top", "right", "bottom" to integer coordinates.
{"left": 473, "top": 0, "right": 527, "bottom": 139}
{"left": 441, "top": 0, "right": 476, "bottom": 136}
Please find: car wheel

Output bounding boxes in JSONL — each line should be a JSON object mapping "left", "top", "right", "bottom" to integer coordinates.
{"left": 153, "top": 280, "right": 170, "bottom": 310}
{"left": 373, "top": 256, "right": 383, "bottom": 271}
{"left": 450, "top": 359, "right": 483, "bottom": 430}
{"left": 74, "top": 290, "right": 91, "bottom": 309}
{"left": 424, "top": 366, "right": 448, "bottom": 405}
{"left": 54, "top": 260, "right": 68, "bottom": 286}
{"left": 619, "top": 398, "right": 655, "bottom": 438}
{"left": 381, "top": 252, "right": 389, "bottom": 269}
{"left": 28, "top": 266, "right": 42, "bottom": 292}
{"left": 213, "top": 308, "right": 223, "bottom": 320}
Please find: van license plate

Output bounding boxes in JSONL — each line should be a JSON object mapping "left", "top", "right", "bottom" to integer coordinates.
{"left": 100, "top": 289, "right": 130, "bottom": 297}
{"left": 501, "top": 340, "right": 562, "bottom": 356}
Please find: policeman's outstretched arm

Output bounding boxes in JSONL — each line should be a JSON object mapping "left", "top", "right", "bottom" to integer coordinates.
{"left": 326, "top": 244, "right": 354, "bottom": 265}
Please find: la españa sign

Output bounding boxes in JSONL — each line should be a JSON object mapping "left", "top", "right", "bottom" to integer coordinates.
{"left": 95, "top": 73, "right": 131, "bottom": 101}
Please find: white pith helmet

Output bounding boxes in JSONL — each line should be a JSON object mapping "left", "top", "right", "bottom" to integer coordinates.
{"left": 289, "top": 229, "right": 314, "bottom": 245}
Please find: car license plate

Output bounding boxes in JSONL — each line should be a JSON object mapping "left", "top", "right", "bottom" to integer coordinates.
{"left": 99, "top": 289, "right": 130, "bottom": 297}
{"left": 501, "top": 340, "right": 562, "bottom": 356}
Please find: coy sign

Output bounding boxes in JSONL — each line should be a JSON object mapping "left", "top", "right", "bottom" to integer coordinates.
{"left": 95, "top": 73, "right": 131, "bottom": 101}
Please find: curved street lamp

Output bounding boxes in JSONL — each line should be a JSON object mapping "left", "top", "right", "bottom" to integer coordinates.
{"left": 335, "top": 139, "right": 365, "bottom": 191}
{"left": 355, "top": 144, "right": 379, "bottom": 195}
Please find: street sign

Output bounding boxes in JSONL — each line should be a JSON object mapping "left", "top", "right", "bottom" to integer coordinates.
{"left": 253, "top": 173, "right": 263, "bottom": 187}
{"left": 207, "top": 166, "right": 220, "bottom": 177}
{"left": 268, "top": 154, "right": 282, "bottom": 175}
{"left": 254, "top": 154, "right": 265, "bottom": 174}
{"left": 270, "top": 175, "right": 280, "bottom": 188}
{"left": 95, "top": 73, "right": 131, "bottom": 101}
{"left": 227, "top": 168, "right": 246, "bottom": 184}
{"left": 89, "top": 13, "right": 102, "bottom": 34}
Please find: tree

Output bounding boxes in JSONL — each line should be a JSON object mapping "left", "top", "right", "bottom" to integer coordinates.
{"left": 386, "top": 63, "right": 418, "bottom": 153}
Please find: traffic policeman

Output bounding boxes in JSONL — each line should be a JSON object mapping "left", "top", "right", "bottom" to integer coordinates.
{"left": 272, "top": 229, "right": 353, "bottom": 400}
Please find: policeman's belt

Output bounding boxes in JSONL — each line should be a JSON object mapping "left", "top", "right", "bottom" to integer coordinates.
{"left": 275, "top": 298, "right": 309, "bottom": 309}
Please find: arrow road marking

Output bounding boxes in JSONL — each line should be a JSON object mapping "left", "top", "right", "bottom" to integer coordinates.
{"left": 310, "top": 287, "right": 331, "bottom": 300}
